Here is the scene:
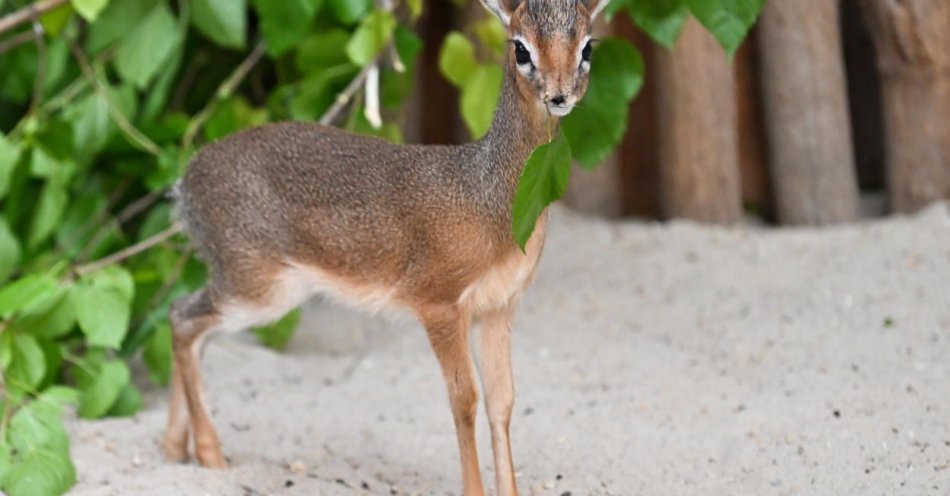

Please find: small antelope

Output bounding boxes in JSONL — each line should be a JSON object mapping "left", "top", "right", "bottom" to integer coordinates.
{"left": 164, "top": 0, "right": 606, "bottom": 494}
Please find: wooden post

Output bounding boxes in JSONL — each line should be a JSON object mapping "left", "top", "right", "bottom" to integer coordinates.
{"left": 757, "top": 0, "right": 860, "bottom": 225}
{"left": 860, "top": 0, "right": 950, "bottom": 213}
{"left": 655, "top": 18, "right": 742, "bottom": 223}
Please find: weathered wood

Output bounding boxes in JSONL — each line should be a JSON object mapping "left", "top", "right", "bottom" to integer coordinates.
{"left": 758, "top": 0, "right": 860, "bottom": 225}
{"left": 655, "top": 18, "right": 742, "bottom": 223}
{"left": 617, "top": 16, "right": 661, "bottom": 219}
{"left": 860, "top": 0, "right": 950, "bottom": 213}
{"left": 734, "top": 33, "right": 772, "bottom": 219}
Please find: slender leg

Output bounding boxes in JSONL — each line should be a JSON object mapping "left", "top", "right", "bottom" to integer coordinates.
{"left": 168, "top": 290, "right": 228, "bottom": 469}
{"left": 419, "top": 305, "right": 485, "bottom": 496}
{"left": 476, "top": 307, "right": 518, "bottom": 496}
{"left": 163, "top": 362, "right": 190, "bottom": 462}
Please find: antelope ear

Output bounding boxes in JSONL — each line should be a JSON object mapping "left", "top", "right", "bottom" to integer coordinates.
{"left": 479, "top": 0, "right": 522, "bottom": 27}
{"left": 580, "top": 0, "right": 608, "bottom": 20}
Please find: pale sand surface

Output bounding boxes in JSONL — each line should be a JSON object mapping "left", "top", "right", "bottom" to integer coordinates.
{"left": 68, "top": 204, "right": 950, "bottom": 495}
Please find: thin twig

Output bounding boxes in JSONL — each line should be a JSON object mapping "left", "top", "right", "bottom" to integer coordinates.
{"left": 28, "top": 16, "right": 45, "bottom": 113}
{"left": 318, "top": 52, "right": 385, "bottom": 126}
{"left": 0, "top": 30, "right": 32, "bottom": 54}
{"left": 74, "top": 224, "right": 182, "bottom": 277}
{"left": 182, "top": 40, "right": 267, "bottom": 148}
{"left": 68, "top": 41, "right": 163, "bottom": 156}
{"left": 0, "top": 0, "right": 68, "bottom": 36}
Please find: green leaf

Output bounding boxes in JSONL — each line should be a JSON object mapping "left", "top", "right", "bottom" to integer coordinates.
{"left": 0, "top": 274, "right": 58, "bottom": 319}
{"left": 86, "top": 0, "right": 155, "bottom": 53}
{"left": 252, "top": 308, "right": 301, "bottom": 351}
{"left": 345, "top": 9, "right": 396, "bottom": 66}
{"left": 143, "top": 321, "right": 172, "bottom": 385}
{"left": 28, "top": 177, "right": 68, "bottom": 249}
{"left": 115, "top": 2, "right": 181, "bottom": 88}
{"left": 29, "top": 144, "right": 57, "bottom": 178}
{"left": 439, "top": 32, "right": 478, "bottom": 87}
{"left": 0, "top": 132, "right": 22, "bottom": 199}
{"left": 78, "top": 359, "right": 131, "bottom": 418}
{"left": 71, "top": 0, "right": 109, "bottom": 21}
{"left": 473, "top": 17, "right": 507, "bottom": 57}
{"left": 461, "top": 64, "right": 503, "bottom": 139}
{"left": 192, "top": 0, "right": 246, "bottom": 49}
{"left": 40, "top": 2, "right": 74, "bottom": 36}
{"left": 205, "top": 96, "right": 268, "bottom": 141}
{"left": 7, "top": 387, "right": 77, "bottom": 455}
{"left": 512, "top": 132, "right": 572, "bottom": 251}
{"left": 11, "top": 291, "right": 76, "bottom": 339}
{"left": 563, "top": 38, "right": 643, "bottom": 167}
{"left": 71, "top": 268, "right": 135, "bottom": 349}
{"left": 0, "top": 218, "right": 21, "bottom": 282}
{"left": 686, "top": 0, "right": 764, "bottom": 55}
{"left": 107, "top": 383, "right": 143, "bottom": 417}
{"left": 7, "top": 333, "right": 46, "bottom": 390}
{"left": 621, "top": 0, "right": 688, "bottom": 48}
{"left": 327, "top": 0, "right": 371, "bottom": 25}
{"left": 67, "top": 84, "right": 137, "bottom": 158}
{"left": 295, "top": 29, "right": 352, "bottom": 74}
{"left": 2, "top": 449, "right": 76, "bottom": 496}
{"left": 406, "top": 0, "right": 422, "bottom": 20}
{"left": 252, "top": 0, "right": 322, "bottom": 57}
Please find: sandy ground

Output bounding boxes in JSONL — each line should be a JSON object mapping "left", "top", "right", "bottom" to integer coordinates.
{"left": 67, "top": 203, "right": 950, "bottom": 496}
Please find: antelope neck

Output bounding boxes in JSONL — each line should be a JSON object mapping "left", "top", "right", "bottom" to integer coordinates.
{"left": 478, "top": 65, "right": 559, "bottom": 192}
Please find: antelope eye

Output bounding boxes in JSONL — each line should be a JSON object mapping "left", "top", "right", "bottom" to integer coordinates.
{"left": 514, "top": 41, "right": 532, "bottom": 66}
{"left": 581, "top": 40, "right": 592, "bottom": 63}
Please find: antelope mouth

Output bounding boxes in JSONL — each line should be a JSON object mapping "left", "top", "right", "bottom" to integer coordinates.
{"left": 546, "top": 103, "right": 574, "bottom": 117}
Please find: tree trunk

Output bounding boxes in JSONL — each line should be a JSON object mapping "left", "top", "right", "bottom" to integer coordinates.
{"left": 860, "top": 0, "right": 950, "bottom": 213}
{"left": 757, "top": 0, "right": 860, "bottom": 225}
{"left": 655, "top": 18, "right": 742, "bottom": 223}
{"left": 735, "top": 33, "right": 772, "bottom": 219}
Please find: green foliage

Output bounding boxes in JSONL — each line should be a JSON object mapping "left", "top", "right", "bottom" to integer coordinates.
{"left": 252, "top": 309, "right": 302, "bottom": 351}
{"left": 438, "top": 23, "right": 506, "bottom": 139}
{"left": 252, "top": 0, "right": 323, "bottom": 57}
{"left": 608, "top": 0, "right": 763, "bottom": 54}
{"left": 562, "top": 38, "right": 644, "bottom": 168}
{"left": 512, "top": 131, "right": 571, "bottom": 251}
{"left": 192, "top": 0, "right": 246, "bottom": 49}
{"left": 345, "top": 9, "right": 397, "bottom": 65}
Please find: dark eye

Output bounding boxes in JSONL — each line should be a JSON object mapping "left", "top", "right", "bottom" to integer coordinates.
{"left": 581, "top": 40, "right": 592, "bottom": 63}
{"left": 514, "top": 41, "right": 532, "bottom": 66}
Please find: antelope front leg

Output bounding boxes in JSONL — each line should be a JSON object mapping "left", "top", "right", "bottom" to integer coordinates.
{"left": 420, "top": 305, "right": 485, "bottom": 496}
{"left": 477, "top": 307, "right": 518, "bottom": 496}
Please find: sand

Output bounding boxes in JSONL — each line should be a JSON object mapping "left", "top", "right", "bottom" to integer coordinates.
{"left": 67, "top": 203, "right": 950, "bottom": 495}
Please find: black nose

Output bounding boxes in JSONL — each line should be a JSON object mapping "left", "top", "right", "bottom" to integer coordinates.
{"left": 550, "top": 94, "right": 566, "bottom": 106}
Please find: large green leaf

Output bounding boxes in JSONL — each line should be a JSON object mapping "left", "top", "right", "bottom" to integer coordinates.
{"left": 614, "top": 0, "right": 688, "bottom": 48}
{"left": 12, "top": 291, "right": 76, "bottom": 339}
{"left": 512, "top": 131, "right": 572, "bottom": 251}
{"left": 28, "top": 176, "right": 68, "bottom": 249}
{"left": 0, "top": 218, "right": 21, "bottom": 282}
{"left": 107, "top": 382, "right": 143, "bottom": 417}
{"left": 461, "top": 64, "right": 503, "bottom": 139}
{"left": 86, "top": 0, "right": 156, "bottom": 53}
{"left": 7, "top": 387, "right": 77, "bottom": 455}
{"left": 439, "top": 32, "right": 478, "bottom": 87}
{"left": 252, "top": 0, "right": 322, "bottom": 57}
{"left": 563, "top": 38, "right": 643, "bottom": 168}
{"left": 7, "top": 333, "right": 46, "bottom": 391}
{"left": 70, "top": 267, "right": 135, "bottom": 349}
{"left": 0, "top": 132, "right": 22, "bottom": 199}
{"left": 2, "top": 446, "right": 75, "bottom": 496}
{"left": 345, "top": 9, "right": 396, "bottom": 66}
{"left": 115, "top": 2, "right": 180, "bottom": 88}
{"left": 686, "top": 0, "right": 764, "bottom": 55}
{"left": 0, "top": 274, "right": 59, "bottom": 319}
{"left": 295, "top": 29, "right": 352, "bottom": 74}
{"left": 71, "top": 0, "right": 109, "bottom": 21}
{"left": 327, "top": 0, "right": 371, "bottom": 25}
{"left": 143, "top": 321, "right": 172, "bottom": 385}
{"left": 192, "top": 0, "right": 246, "bottom": 49}
{"left": 78, "top": 360, "right": 131, "bottom": 418}
{"left": 252, "top": 308, "right": 301, "bottom": 351}
{"left": 66, "top": 84, "right": 137, "bottom": 158}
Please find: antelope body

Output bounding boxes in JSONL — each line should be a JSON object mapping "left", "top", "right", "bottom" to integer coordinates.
{"left": 165, "top": 1, "right": 605, "bottom": 494}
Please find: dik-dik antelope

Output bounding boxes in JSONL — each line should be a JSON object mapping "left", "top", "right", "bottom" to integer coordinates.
{"left": 165, "top": 0, "right": 606, "bottom": 494}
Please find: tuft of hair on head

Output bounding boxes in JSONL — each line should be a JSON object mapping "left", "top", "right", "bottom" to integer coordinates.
{"left": 478, "top": 0, "right": 607, "bottom": 27}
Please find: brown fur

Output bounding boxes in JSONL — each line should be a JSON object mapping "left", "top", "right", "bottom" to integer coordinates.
{"left": 165, "top": 1, "right": 604, "bottom": 494}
